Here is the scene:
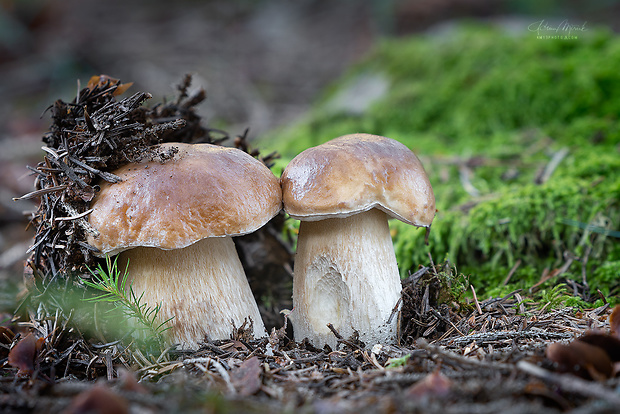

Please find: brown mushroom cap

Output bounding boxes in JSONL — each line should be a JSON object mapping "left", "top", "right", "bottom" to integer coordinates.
{"left": 280, "top": 133, "right": 435, "bottom": 226}
{"left": 88, "top": 143, "right": 282, "bottom": 255}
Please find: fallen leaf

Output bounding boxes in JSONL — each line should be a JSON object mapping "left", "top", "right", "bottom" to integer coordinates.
{"left": 579, "top": 331, "right": 620, "bottom": 362}
{"left": 610, "top": 305, "right": 620, "bottom": 339}
{"left": 84, "top": 75, "right": 131, "bottom": 97}
{"left": 63, "top": 384, "right": 129, "bottom": 414}
{"left": 230, "top": 356, "right": 262, "bottom": 397}
{"left": 117, "top": 368, "right": 147, "bottom": 394}
{"left": 86, "top": 75, "right": 118, "bottom": 91}
{"left": 406, "top": 369, "right": 452, "bottom": 398}
{"left": 113, "top": 82, "right": 133, "bottom": 96}
{"left": 546, "top": 340, "right": 613, "bottom": 380}
{"left": 523, "top": 380, "right": 571, "bottom": 411}
{"left": 86, "top": 75, "right": 104, "bottom": 89}
{"left": 8, "top": 333, "right": 38, "bottom": 375}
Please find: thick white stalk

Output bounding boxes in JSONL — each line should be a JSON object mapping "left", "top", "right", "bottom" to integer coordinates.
{"left": 119, "top": 237, "right": 266, "bottom": 348}
{"left": 291, "top": 208, "right": 402, "bottom": 349}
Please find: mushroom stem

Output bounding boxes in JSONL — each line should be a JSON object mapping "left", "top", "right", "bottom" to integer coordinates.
{"left": 291, "top": 208, "right": 402, "bottom": 349}
{"left": 119, "top": 237, "right": 267, "bottom": 348}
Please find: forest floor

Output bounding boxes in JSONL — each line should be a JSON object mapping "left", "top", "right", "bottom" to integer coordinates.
{"left": 1, "top": 1, "right": 619, "bottom": 413}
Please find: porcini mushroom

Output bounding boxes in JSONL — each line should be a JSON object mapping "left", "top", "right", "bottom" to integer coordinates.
{"left": 87, "top": 143, "right": 281, "bottom": 348}
{"left": 281, "top": 134, "right": 435, "bottom": 348}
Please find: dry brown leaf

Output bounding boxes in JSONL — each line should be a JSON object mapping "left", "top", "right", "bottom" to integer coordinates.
{"left": 86, "top": 74, "right": 117, "bottom": 90}
{"left": 231, "top": 340, "right": 248, "bottom": 351}
{"left": 113, "top": 82, "right": 133, "bottom": 96}
{"left": 579, "top": 331, "right": 620, "bottom": 362}
{"left": 230, "top": 356, "right": 262, "bottom": 397}
{"left": 406, "top": 369, "right": 452, "bottom": 399}
{"left": 86, "top": 75, "right": 103, "bottom": 89}
{"left": 8, "top": 333, "right": 38, "bottom": 375}
{"left": 63, "top": 384, "right": 129, "bottom": 414}
{"left": 117, "top": 368, "right": 148, "bottom": 394}
{"left": 85, "top": 74, "right": 131, "bottom": 97}
{"left": 546, "top": 340, "right": 613, "bottom": 380}
{"left": 610, "top": 305, "right": 620, "bottom": 338}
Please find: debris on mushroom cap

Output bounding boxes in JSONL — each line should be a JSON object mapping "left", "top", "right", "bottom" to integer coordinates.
{"left": 18, "top": 74, "right": 231, "bottom": 282}
{"left": 87, "top": 142, "right": 282, "bottom": 256}
{"left": 280, "top": 133, "right": 435, "bottom": 226}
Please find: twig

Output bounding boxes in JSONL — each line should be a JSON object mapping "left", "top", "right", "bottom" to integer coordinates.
{"left": 427, "top": 253, "right": 436, "bottom": 274}
{"left": 68, "top": 156, "right": 122, "bottom": 183}
{"left": 429, "top": 308, "right": 464, "bottom": 337}
{"left": 58, "top": 202, "right": 99, "bottom": 237}
{"left": 327, "top": 323, "right": 361, "bottom": 350}
{"left": 387, "top": 298, "right": 402, "bottom": 324}
{"left": 513, "top": 292, "right": 526, "bottom": 315}
{"left": 535, "top": 147, "right": 569, "bottom": 184}
{"left": 458, "top": 164, "right": 480, "bottom": 197}
{"left": 502, "top": 259, "right": 521, "bottom": 286}
{"left": 200, "top": 341, "right": 227, "bottom": 355}
{"left": 13, "top": 185, "right": 68, "bottom": 201}
{"left": 54, "top": 209, "right": 93, "bottom": 222}
{"left": 581, "top": 244, "right": 592, "bottom": 291}
{"left": 517, "top": 361, "right": 620, "bottom": 404}
{"left": 416, "top": 338, "right": 514, "bottom": 371}
{"left": 530, "top": 252, "right": 575, "bottom": 291}
{"left": 439, "top": 327, "right": 573, "bottom": 347}
{"left": 183, "top": 357, "right": 236, "bottom": 394}
{"left": 479, "top": 289, "right": 522, "bottom": 309}
{"left": 327, "top": 323, "right": 343, "bottom": 340}
{"left": 403, "top": 266, "right": 429, "bottom": 286}
{"left": 470, "top": 285, "right": 483, "bottom": 315}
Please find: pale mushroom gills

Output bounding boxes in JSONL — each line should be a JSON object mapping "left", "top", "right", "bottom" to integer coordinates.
{"left": 87, "top": 143, "right": 282, "bottom": 348}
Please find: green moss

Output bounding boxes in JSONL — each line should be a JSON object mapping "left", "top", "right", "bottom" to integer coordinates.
{"left": 393, "top": 172, "right": 619, "bottom": 293}
{"left": 590, "top": 261, "right": 620, "bottom": 302}
{"left": 261, "top": 24, "right": 620, "bottom": 301}
{"left": 266, "top": 25, "right": 620, "bottom": 157}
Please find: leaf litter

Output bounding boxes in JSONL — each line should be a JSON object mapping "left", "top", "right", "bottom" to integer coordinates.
{"left": 3, "top": 76, "right": 619, "bottom": 413}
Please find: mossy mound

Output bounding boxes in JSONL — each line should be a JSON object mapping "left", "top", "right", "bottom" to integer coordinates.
{"left": 261, "top": 24, "right": 619, "bottom": 303}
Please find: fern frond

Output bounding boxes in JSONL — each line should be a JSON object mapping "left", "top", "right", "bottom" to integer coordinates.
{"left": 82, "top": 255, "right": 173, "bottom": 348}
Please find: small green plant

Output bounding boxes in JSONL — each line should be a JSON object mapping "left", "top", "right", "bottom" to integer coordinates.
{"left": 535, "top": 284, "right": 570, "bottom": 310}
{"left": 434, "top": 261, "right": 470, "bottom": 307}
{"left": 385, "top": 354, "right": 411, "bottom": 369}
{"left": 82, "top": 256, "right": 172, "bottom": 350}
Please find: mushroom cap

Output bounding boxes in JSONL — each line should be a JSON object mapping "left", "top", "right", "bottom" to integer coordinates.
{"left": 280, "top": 133, "right": 435, "bottom": 226}
{"left": 88, "top": 143, "right": 282, "bottom": 255}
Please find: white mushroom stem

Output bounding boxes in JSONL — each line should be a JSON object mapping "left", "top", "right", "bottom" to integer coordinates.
{"left": 118, "top": 237, "right": 267, "bottom": 348}
{"left": 291, "top": 208, "right": 402, "bottom": 349}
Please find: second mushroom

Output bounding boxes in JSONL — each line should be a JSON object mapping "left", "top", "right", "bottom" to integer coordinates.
{"left": 87, "top": 143, "right": 281, "bottom": 348}
{"left": 281, "top": 134, "right": 435, "bottom": 348}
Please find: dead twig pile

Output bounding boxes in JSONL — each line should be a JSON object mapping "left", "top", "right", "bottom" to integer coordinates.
{"left": 3, "top": 300, "right": 617, "bottom": 413}
{"left": 16, "top": 74, "right": 281, "bottom": 291}
{"left": 3, "top": 260, "right": 617, "bottom": 413}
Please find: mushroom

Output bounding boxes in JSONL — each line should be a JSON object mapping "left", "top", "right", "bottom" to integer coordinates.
{"left": 87, "top": 143, "right": 281, "bottom": 348}
{"left": 280, "top": 134, "right": 435, "bottom": 348}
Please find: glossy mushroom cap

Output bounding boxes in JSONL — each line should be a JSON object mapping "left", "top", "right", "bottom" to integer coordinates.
{"left": 88, "top": 142, "right": 282, "bottom": 255}
{"left": 280, "top": 133, "right": 435, "bottom": 226}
